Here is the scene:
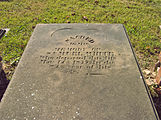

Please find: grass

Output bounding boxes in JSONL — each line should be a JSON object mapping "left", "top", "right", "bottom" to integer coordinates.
{"left": 0, "top": 0, "right": 161, "bottom": 79}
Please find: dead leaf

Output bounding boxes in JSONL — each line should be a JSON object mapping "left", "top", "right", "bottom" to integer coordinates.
{"left": 66, "top": 20, "right": 70, "bottom": 23}
{"left": 71, "top": 13, "right": 75, "bottom": 16}
{"left": 66, "top": 16, "right": 70, "bottom": 18}
{"left": 95, "top": 0, "right": 99, "bottom": 4}
{"left": 82, "top": 16, "right": 88, "bottom": 21}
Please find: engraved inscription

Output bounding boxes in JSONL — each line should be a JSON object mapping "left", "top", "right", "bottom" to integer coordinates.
{"left": 40, "top": 47, "right": 116, "bottom": 73}
{"left": 65, "top": 35, "right": 95, "bottom": 46}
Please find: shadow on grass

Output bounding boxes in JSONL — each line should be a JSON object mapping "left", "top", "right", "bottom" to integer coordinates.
{"left": 0, "top": 69, "right": 9, "bottom": 102}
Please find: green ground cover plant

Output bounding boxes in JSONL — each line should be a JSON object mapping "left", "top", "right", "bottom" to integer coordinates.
{"left": 0, "top": 0, "right": 160, "bottom": 82}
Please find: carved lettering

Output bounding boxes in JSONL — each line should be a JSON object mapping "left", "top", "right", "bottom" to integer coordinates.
{"left": 65, "top": 35, "right": 95, "bottom": 45}
{"left": 40, "top": 47, "right": 116, "bottom": 74}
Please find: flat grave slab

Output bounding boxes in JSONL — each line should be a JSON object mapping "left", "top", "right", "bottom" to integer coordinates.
{"left": 0, "top": 24, "right": 159, "bottom": 120}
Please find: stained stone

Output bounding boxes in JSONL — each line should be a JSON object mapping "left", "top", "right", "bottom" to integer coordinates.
{"left": 0, "top": 24, "right": 159, "bottom": 120}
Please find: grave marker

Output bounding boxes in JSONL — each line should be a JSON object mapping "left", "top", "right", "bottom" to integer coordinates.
{"left": 0, "top": 24, "right": 159, "bottom": 120}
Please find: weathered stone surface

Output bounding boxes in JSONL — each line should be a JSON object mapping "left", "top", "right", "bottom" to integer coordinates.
{"left": 0, "top": 24, "right": 159, "bottom": 120}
